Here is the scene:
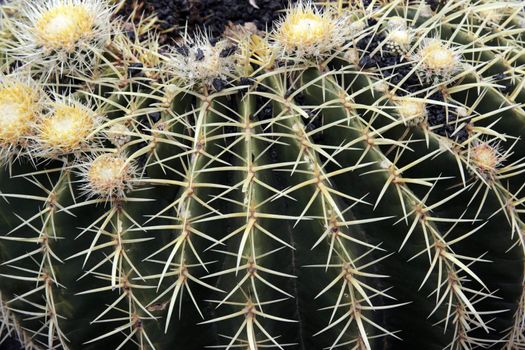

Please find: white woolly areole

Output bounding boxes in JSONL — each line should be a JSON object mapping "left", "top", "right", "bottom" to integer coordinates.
{"left": 413, "top": 39, "right": 461, "bottom": 82}
{"left": 420, "top": 4, "right": 433, "bottom": 17}
{"left": 386, "top": 16, "right": 407, "bottom": 30}
{"left": 78, "top": 153, "right": 137, "bottom": 200}
{"left": 106, "top": 123, "right": 131, "bottom": 147}
{"left": 168, "top": 34, "right": 238, "bottom": 87}
{"left": 388, "top": 29, "right": 411, "bottom": 46}
{"left": 468, "top": 140, "right": 504, "bottom": 180}
{"left": 395, "top": 99, "right": 427, "bottom": 126}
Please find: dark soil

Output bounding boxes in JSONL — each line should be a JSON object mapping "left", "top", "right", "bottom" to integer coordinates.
{"left": 357, "top": 24, "right": 471, "bottom": 143}
{"left": 0, "top": 336, "right": 23, "bottom": 350}
{"left": 119, "top": 0, "right": 296, "bottom": 42}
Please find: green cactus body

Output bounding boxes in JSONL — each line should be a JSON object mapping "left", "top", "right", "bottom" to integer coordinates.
{"left": 1, "top": 0, "right": 525, "bottom": 349}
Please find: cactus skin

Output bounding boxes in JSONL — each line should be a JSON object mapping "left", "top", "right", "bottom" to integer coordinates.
{"left": 1, "top": 0, "right": 525, "bottom": 349}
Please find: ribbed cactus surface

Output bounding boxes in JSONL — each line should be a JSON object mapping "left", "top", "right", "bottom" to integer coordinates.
{"left": 1, "top": 1, "right": 525, "bottom": 349}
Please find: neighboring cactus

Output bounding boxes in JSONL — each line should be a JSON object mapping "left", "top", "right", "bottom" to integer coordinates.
{"left": 1, "top": 0, "right": 525, "bottom": 349}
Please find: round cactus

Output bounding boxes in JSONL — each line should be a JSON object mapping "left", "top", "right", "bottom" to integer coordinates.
{"left": 1, "top": 1, "right": 525, "bottom": 349}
